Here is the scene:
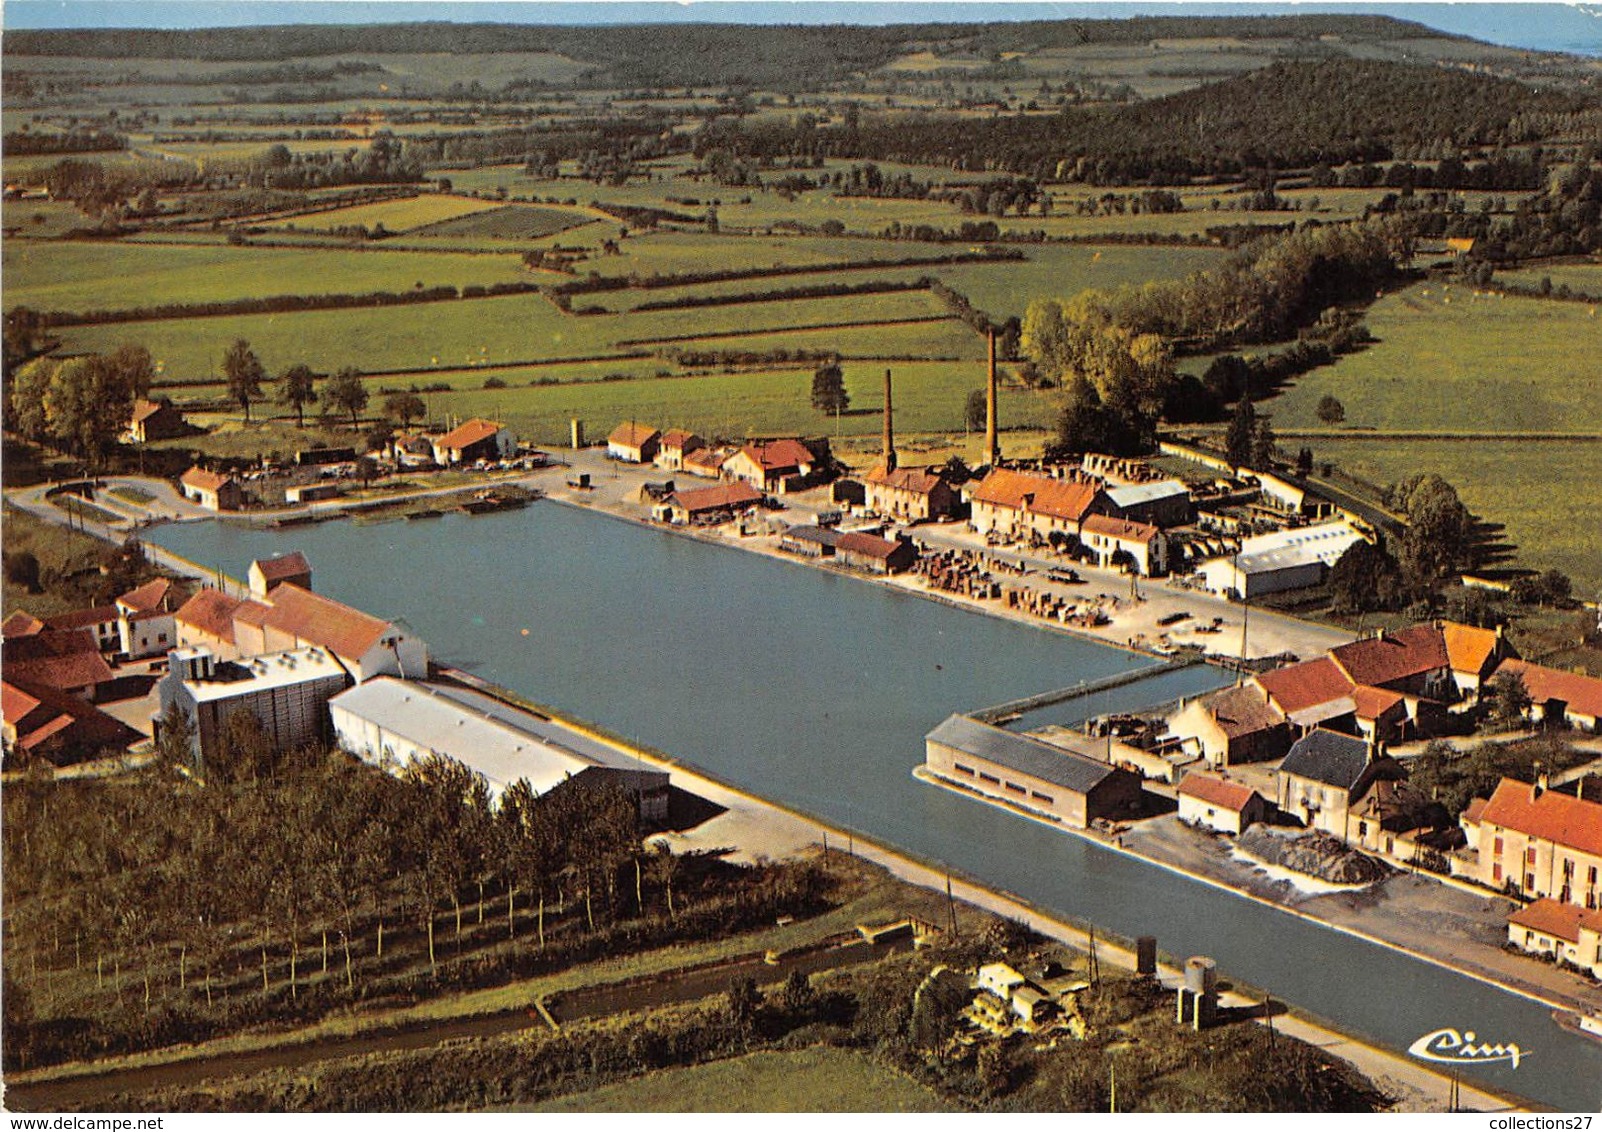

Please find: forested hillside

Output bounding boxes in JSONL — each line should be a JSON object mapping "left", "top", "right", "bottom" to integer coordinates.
{"left": 700, "top": 60, "right": 1597, "bottom": 180}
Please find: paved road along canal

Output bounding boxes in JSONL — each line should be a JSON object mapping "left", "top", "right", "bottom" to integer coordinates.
{"left": 149, "top": 503, "right": 1602, "bottom": 1111}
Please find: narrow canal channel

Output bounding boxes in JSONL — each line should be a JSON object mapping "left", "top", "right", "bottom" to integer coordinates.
{"left": 150, "top": 504, "right": 1602, "bottom": 1111}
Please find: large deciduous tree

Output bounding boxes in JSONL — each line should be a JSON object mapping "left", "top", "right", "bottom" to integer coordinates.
{"left": 1390, "top": 473, "right": 1475, "bottom": 593}
{"left": 383, "top": 392, "right": 426, "bottom": 430}
{"left": 810, "top": 361, "right": 848, "bottom": 415}
{"left": 223, "top": 339, "right": 266, "bottom": 422}
{"left": 278, "top": 364, "right": 318, "bottom": 428}
{"left": 324, "top": 367, "right": 369, "bottom": 429}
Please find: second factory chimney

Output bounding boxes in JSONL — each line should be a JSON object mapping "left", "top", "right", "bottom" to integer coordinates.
{"left": 985, "top": 329, "right": 1000, "bottom": 468}
{"left": 883, "top": 367, "right": 897, "bottom": 473}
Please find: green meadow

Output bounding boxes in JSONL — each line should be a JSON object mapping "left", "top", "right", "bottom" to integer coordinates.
{"left": 415, "top": 359, "right": 1053, "bottom": 447}
{"left": 65, "top": 287, "right": 974, "bottom": 380}
{"left": 524, "top": 1047, "right": 955, "bottom": 1113}
{"left": 1268, "top": 284, "right": 1602, "bottom": 433}
{"left": 2, "top": 241, "right": 532, "bottom": 313}
{"left": 1311, "top": 437, "right": 1602, "bottom": 595}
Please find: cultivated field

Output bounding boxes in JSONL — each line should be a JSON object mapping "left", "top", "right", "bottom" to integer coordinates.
{"left": 261, "top": 193, "right": 504, "bottom": 232}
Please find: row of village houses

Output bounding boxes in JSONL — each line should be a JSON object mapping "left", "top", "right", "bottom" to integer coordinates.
{"left": 176, "top": 417, "right": 521, "bottom": 511}
{"left": 608, "top": 418, "right": 1382, "bottom": 593}
{"left": 920, "top": 617, "right": 1602, "bottom": 978}
{"left": 2, "top": 552, "right": 670, "bottom": 820}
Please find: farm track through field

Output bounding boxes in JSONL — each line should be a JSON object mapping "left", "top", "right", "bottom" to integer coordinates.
{"left": 619, "top": 314, "right": 962, "bottom": 348}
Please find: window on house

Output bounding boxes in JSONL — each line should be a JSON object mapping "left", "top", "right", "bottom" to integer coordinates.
{"left": 1493, "top": 863, "right": 1502, "bottom": 882}
{"left": 1526, "top": 846, "right": 1537, "bottom": 864}
{"left": 1493, "top": 837, "right": 1503, "bottom": 855}
{"left": 954, "top": 763, "right": 975, "bottom": 776}
{"left": 1590, "top": 866, "right": 1599, "bottom": 885}
{"left": 1031, "top": 791, "right": 1054, "bottom": 804}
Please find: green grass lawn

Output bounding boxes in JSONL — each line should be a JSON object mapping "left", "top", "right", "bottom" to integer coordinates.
{"left": 523, "top": 1046, "right": 957, "bottom": 1113}
{"left": 1, "top": 505, "right": 111, "bottom": 619}
{"left": 1310, "top": 436, "right": 1602, "bottom": 595}
{"left": 1267, "top": 283, "right": 1602, "bottom": 433}
{"left": 2, "top": 241, "right": 534, "bottom": 314}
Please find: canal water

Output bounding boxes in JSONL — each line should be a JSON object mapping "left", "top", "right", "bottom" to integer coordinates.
{"left": 150, "top": 504, "right": 1602, "bottom": 1111}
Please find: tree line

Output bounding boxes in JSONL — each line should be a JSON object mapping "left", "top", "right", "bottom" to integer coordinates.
{"left": 682, "top": 61, "right": 1589, "bottom": 184}
{"left": 1027, "top": 220, "right": 1401, "bottom": 456}
{"left": 1, "top": 734, "right": 829, "bottom": 1070}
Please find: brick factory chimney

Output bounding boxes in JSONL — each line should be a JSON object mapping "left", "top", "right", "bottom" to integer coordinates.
{"left": 986, "top": 328, "right": 999, "bottom": 468}
{"left": 883, "top": 367, "right": 897, "bottom": 473}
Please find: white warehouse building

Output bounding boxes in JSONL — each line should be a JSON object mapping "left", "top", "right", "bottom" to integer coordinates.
{"left": 1198, "top": 520, "right": 1368, "bottom": 599}
{"left": 329, "top": 677, "right": 670, "bottom": 820}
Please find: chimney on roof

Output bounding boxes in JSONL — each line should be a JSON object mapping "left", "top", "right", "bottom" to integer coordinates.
{"left": 882, "top": 368, "right": 897, "bottom": 473}
{"left": 986, "top": 328, "right": 1000, "bottom": 469}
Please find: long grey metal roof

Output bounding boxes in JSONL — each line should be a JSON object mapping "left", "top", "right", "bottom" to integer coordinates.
{"left": 330, "top": 678, "right": 660, "bottom": 796}
{"left": 927, "top": 714, "right": 1120, "bottom": 794}
{"left": 1105, "top": 480, "right": 1190, "bottom": 509}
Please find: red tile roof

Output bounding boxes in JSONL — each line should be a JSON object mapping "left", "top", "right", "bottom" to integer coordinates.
{"left": 2, "top": 611, "right": 45, "bottom": 638}
{"left": 835, "top": 531, "right": 905, "bottom": 560}
{"left": 129, "top": 399, "right": 167, "bottom": 425}
{"left": 1495, "top": 660, "right": 1602, "bottom": 721}
{"left": 738, "top": 439, "right": 815, "bottom": 472}
{"left": 42, "top": 605, "right": 118, "bottom": 631}
{"left": 1200, "top": 684, "right": 1284, "bottom": 739}
{"left": 3, "top": 630, "right": 115, "bottom": 690}
{"left": 658, "top": 429, "right": 702, "bottom": 452}
{"left": 1442, "top": 621, "right": 1504, "bottom": 677}
{"left": 262, "top": 583, "right": 392, "bottom": 662}
{"left": 1508, "top": 898, "right": 1602, "bottom": 944}
{"left": 683, "top": 447, "right": 729, "bottom": 474}
{"left": 437, "top": 418, "right": 504, "bottom": 451}
{"left": 865, "top": 465, "right": 946, "bottom": 495}
{"left": 608, "top": 421, "right": 659, "bottom": 448}
{"left": 669, "top": 481, "right": 764, "bottom": 514}
{"left": 251, "top": 551, "right": 311, "bottom": 584}
{"left": 1179, "top": 772, "right": 1261, "bottom": 812}
{"left": 1352, "top": 684, "right": 1406, "bottom": 720}
{"left": 1254, "top": 657, "right": 1355, "bottom": 716}
{"left": 1330, "top": 625, "right": 1448, "bottom": 689}
{"left": 1081, "top": 513, "right": 1160, "bottom": 545}
{"left": 1481, "top": 777, "right": 1602, "bottom": 859}
{"left": 117, "top": 577, "right": 176, "bottom": 614}
{"left": 2, "top": 678, "right": 138, "bottom": 755}
{"left": 234, "top": 600, "right": 273, "bottom": 627}
{"left": 175, "top": 587, "right": 245, "bottom": 644}
{"left": 180, "top": 466, "right": 236, "bottom": 492}
{"left": 1462, "top": 797, "right": 1488, "bottom": 825}
{"left": 971, "top": 468, "right": 1104, "bottom": 524}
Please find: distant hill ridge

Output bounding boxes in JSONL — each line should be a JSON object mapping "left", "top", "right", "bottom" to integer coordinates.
{"left": 6, "top": 15, "right": 1453, "bottom": 89}
{"left": 704, "top": 59, "right": 1592, "bottom": 179}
